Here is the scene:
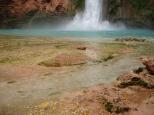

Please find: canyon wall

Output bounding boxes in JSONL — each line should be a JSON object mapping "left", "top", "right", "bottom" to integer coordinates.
{"left": 0, "top": 0, "right": 75, "bottom": 28}
{"left": 0, "top": 0, "right": 74, "bottom": 18}
{"left": 106, "top": 0, "right": 154, "bottom": 28}
{"left": 0, "top": 0, "right": 154, "bottom": 28}
{"left": 9, "top": 0, "right": 72, "bottom": 17}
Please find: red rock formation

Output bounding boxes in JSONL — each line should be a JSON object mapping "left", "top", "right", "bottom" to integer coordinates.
{"left": 9, "top": 0, "right": 71, "bottom": 17}
{"left": 141, "top": 57, "right": 154, "bottom": 75}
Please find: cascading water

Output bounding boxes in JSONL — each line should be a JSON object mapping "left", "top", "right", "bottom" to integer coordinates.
{"left": 66, "top": 0, "right": 117, "bottom": 31}
{"left": 73, "top": 0, "right": 103, "bottom": 30}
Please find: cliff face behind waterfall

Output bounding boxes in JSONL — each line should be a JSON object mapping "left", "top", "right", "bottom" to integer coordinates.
{"left": 0, "top": 0, "right": 75, "bottom": 28}
{"left": 105, "top": 0, "right": 154, "bottom": 28}
{"left": 0, "top": 0, "right": 154, "bottom": 28}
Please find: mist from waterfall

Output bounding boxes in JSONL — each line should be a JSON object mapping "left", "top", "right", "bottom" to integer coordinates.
{"left": 65, "top": 0, "right": 125, "bottom": 31}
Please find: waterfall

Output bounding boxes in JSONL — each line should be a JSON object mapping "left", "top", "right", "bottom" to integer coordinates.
{"left": 75, "top": 0, "right": 103, "bottom": 29}
{"left": 66, "top": 0, "right": 116, "bottom": 31}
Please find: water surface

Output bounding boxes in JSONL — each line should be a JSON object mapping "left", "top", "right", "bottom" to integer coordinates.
{"left": 0, "top": 29, "right": 153, "bottom": 39}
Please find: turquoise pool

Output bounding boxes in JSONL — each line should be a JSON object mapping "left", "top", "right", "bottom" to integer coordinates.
{"left": 0, "top": 29, "right": 154, "bottom": 39}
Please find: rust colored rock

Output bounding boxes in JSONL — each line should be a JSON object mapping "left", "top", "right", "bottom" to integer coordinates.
{"left": 140, "top": 57, "right": 154, "bottom": 75}
{"left": 9, "top": 0, "right": 71, "bottom": 17}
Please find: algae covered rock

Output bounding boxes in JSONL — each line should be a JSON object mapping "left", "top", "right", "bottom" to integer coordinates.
{"left": 101, "top": 97, "right": 130, "bottom": 114}
{"left": 118, "top": 77, "right": 149, "bottom": 88}
{"left": 39, "top": 53, "right": 88, "bottom": 67}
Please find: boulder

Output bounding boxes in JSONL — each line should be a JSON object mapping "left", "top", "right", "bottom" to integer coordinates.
{"left": 141, "top": 57, "right": 154, "bottom": 75}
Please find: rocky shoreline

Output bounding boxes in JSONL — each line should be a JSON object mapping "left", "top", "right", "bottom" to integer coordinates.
{"left": 0, "top": 36, "right": 153, "bottom": 115}
{"left": 30, "top": 57, "right": 154, "bottom": 115}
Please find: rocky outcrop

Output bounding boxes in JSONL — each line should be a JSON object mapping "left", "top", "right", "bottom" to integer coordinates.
{"left": 141, "top": 57, "right": 154, "bottom": 75}
{"left": 0, "top": 0, "right": 75, "bottom": 28}
{"left": 9, "top": 0, "right": 72, "bottom": 17}
{"left": 29, "top": 56, "right": 154, "bottom": 115}
{"left": 116, "top": 57, "right": 154, "bottom": 89}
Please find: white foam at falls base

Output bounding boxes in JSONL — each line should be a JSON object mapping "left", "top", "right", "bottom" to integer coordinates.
{"left": 65, "top": 0, "right": 125, "bottom": 31}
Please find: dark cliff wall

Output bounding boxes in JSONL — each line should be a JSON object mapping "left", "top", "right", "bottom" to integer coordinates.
{"left": 106, "top": 0, "right": 154, "bottom": 28}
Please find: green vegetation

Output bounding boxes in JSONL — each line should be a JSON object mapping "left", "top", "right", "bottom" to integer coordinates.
{"left": 39, "top": 52, "right": 87, "bottom": 67}
{"left": 135, "top": 43, "right": 154, "bottom": 55}
{"left": 0, "top": 36, "right": 154, "bottom": 66}
{"left": 129, "top": 0, "right": 149, "bottom": 11}
{"left": 105, "top": 101, "right": 113, "bottom": 113}
{"left": 109, "top": 0, "right": 120, "bottom": 16}
{"left": 101, "top": 98, "right": 130, "bottom": 113}
{"left": 99, "top": 42, "right": 133, "bottom": 61}
{"left": 0, "top": 56, "right": 22, "bottom": 64}
{"left": 129, "top": 0, "right": 154, "bottom": 19}
{"left": 73, "top": 0, "right": 85, "bottom": 10}
{"left": 108, "top": 0, "right": 154, "bottom": 26}
{"left": 103, "top": 54, "right": 114, "bottom": 62}
{"left": 118, "top": 77, "right": 149, "bottom": 88}
{"left": 0, "top": 57, "right": 16, "bottom": 64}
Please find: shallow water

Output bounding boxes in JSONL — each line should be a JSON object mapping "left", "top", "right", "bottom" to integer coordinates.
{"left": 0, "top": 29, "right": 154, "bottom": 39}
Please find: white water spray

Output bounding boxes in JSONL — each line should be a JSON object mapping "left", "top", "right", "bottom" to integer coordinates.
{"left": 74, "top": 0, "right": 103, "bottom": 30}
{"left": 65, "top": 0, "right": 125, "bottom": 31}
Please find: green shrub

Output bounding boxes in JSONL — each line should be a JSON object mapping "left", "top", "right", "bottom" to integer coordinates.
{"left": 105, "top": 102, "right": 113, "bottom": 113}
{"left": 73, "top": 0, "right": 85, "bottom": 10}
